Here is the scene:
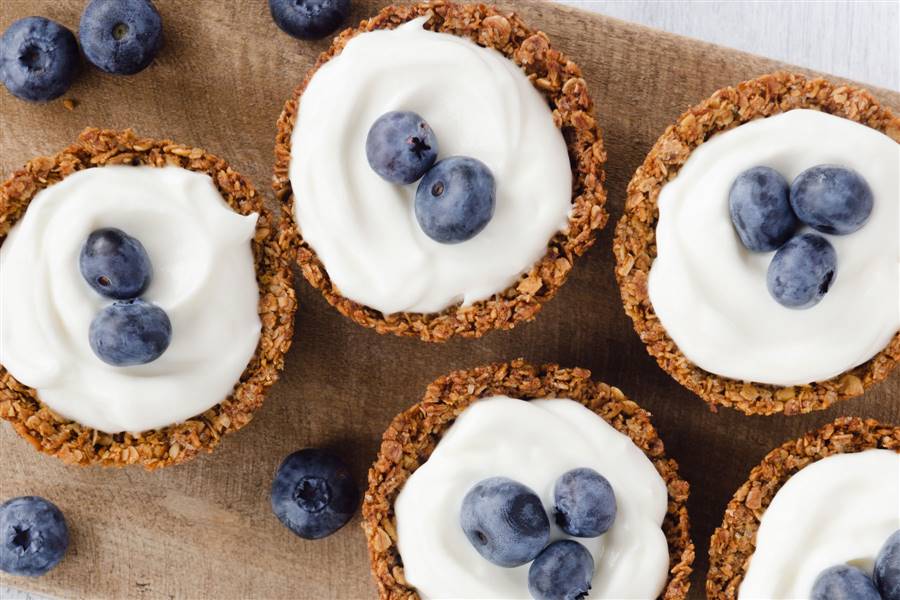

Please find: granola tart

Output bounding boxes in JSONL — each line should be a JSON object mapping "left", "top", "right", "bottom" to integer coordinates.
{"left": 613, "top": 71, "right": 900, "bottom": 415}
{"left": 273, "top": 1, "right": 607, "bottom": 342}
{"left": 0, "top": 128, "right": 296, "bottom": 469}
{"left": 362, "top": 359, "right": 694, "bottom": 599}
{"left": 706, "top": 416, "right": 900, "bottom": 599}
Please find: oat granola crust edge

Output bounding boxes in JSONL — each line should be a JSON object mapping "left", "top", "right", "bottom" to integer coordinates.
{"left": 612, "top": 71, "right": 900, "bottom": 416}
{"left": 362, "top": 359, "right": 695, "bottom": 600}
{"left": 0, "top": 128, "right": 297, "bottom": 469}
{"left": 273, "top": 1, "right": 608, "bottom": 343}
{"left": 706, "top": 416, "right": 900, "bottom": 599}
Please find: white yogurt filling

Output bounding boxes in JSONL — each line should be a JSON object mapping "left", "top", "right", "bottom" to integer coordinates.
{"left": 0, "top": 166, "right": 261, "bottom": 433}
{"left": 740, "top": 449, "right": 900, "bottom": 599}
{"left": 394, "top": 397, "right": 670, "bottom": 599}
{"left": 289, "top": 18, "right": 572, "bottom": 315}
{"left": 648, "top": 109, "right": 900, "bottom": 386}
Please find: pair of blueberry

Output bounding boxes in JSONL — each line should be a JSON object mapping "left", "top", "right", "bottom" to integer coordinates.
{"left": 811, "top": 529, "right": 900, "bottom": 600}
{"left": 0, "top": 0, "right": 162, "bottom": 102}
{"left": 366, "top": 111, "right": 497, "bottom": 244}
{"left": 460, "top": 468, "right": 617, "bottom": 600}
{"left": 0, "top": 496, "right": 68, "bottom": 577}
{"left": 728, "top": 164, "right": 873, "bottom": 309}
{"left": 80, "top": 228, "right": 171, "bottom": 367}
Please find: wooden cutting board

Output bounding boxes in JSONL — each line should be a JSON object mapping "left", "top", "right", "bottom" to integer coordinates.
{"left": 1, "top": 1, "right": 897, "bottom": 598}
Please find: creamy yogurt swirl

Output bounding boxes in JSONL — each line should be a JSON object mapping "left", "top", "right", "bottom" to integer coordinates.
{"left": 740, "top": 449, "right": 900, "bottom": 599}
{"left": 649, "top": 109, "right": 900, "bottom": 386}
{"left": 0, "top": 166, "right": 261, "bottom": 433}
{"left": 289, "top": 18, "right": 572, "bottom": 315}
{"left": 394, "top": 396, "right": 670, "bottom": 599}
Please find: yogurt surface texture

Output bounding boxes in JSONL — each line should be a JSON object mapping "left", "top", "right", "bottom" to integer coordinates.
{"left": 648, "top": 109, "right": 900, "bottom": 386}
{"left": 740, "top": 449, "right": 900, "bottom": 599}
{"left": 289, "top": 18, "right": 572, "bottom": 315}
{"left": 394, "top": 396, "right": 670, "bottom": 599}
{"left": 0, "top": 166, "right": 261, "bottom": 433}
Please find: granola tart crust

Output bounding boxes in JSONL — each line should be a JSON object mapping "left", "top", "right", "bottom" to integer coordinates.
{"left": 362, "top": 359, "right": 694, "bottom": 600}
{"left": 613, "top": 71, "right": 900, "bottom": 416}
{"left": 273, "top": 1, "right": 608, "bottom": 343}
{"left": 0, "top": 128, "right": 297, "bottom": 469}
{"left": 706, "top": 416, "right": 900, "bottom": 599}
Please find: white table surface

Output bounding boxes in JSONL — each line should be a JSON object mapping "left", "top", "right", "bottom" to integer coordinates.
{"left": 2, "top": 1, "right": 897, "bottom": 599}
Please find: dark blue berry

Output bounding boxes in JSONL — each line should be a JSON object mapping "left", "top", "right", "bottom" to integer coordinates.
{"left": 528, "top": 540, "right": 594, "bottom": 600}
{"left": 811, "top": 565, "right": 880, "bottom": 600}
{"left": 459, "top": 477, "right": 549, "bottom": 568}
{"left": 415, "top": 156, "right": 495, "bottom": 244}
{"left": 79, "top": 0, "right": 162, "bottom": 75}
{"left": 790, "top": 165, "right": 873, "bottom": 235}
{"left": 365, "top": 111, "right": 438, "bottom": 184}
{"left": 728, "top": 166, "right": 797, "bottom": 252}
{"left": 875, "top": 529, "right": 900, "bottom": 600}
{"left": 268, "top": 0, "right": 351, "bottom": 40}
{"left": 553, "top": 468, "right": 616, "bottom": 538}
{"left": 271, "top": 449, "right": 358, "bottom": 540}
{"left": 0, "top": 17, "right": 79, "bottom": 103}
{"left": 80, "top": 228, "right": 153, "bottom": 300}
{"left": 89, "top": 299, "right": 171, "bottom": 366}
{"left": 767, "top": 233, "right": 837, "bottom": 309}
{"left": 0, "top": 496, "right": 68, "bottom": 577}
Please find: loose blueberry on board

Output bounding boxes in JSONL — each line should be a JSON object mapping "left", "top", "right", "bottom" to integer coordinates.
{"left": 728, "top": 166, "right": 797, "bottom": 252}
{"left": 89, "top": 299, "right": 171, "bottom": 366}
{"left": 366, "top": 111, "right": 439, "bottom": 184}
{"left": 790, "top": 165, "right": 874, "bottom": 235}
{"left": 0, "top": 17, "right": 79, "bottom": 102}
{"left": 766, "top": 233, "right": 837, "bottom": 309}
{"left": 270, "top": 448, "right": 359, "bottom": 540}
{"left": 553, "top": 467, "right": 617, "bottom": 538}
{"left": 268, "top": 0, "right": 351, "bottom": 40}
{"left": 80, "top": 228, "right": 153, "bottom": 300}
{"left": 79, "top": 0, "right": 163, "bottom": 75}
{"left": 811, "top": 565, "right": 881, "bottom": 600}
{"left": 527, "top": 539, "right": 594, "bottom": 600}
{"left": 875, "top": 529, "right": 900, "bottom": 600}
{"left": 460, "top": 476, "right": 549, "bottom": 568}
{"left": 0, "top": 496, "right": 69, "bottom": 577}
{"left": 415, "top": 156, "right": 496, "bottom": 244}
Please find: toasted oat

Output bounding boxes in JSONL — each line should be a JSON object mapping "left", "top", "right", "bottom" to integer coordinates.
{"left": 273, "top": 1, "right": 608, "bottom": 342}
{"left": 0, "top": 128, "right": 297, "bottom": 469}
{"left": 361, "top": 359, "right": 694, "bottom": 600}
{"left": 612, "top": 71, "right": 900, "bottom": 415}
{"left": 706, "top": 417, "right": 900, "bottom": 599}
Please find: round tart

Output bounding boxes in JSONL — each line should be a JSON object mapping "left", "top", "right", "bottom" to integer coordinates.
{"left": 613, "top": 71, "right": 900, "bottom": 415}
{"left": 0, "top": 128, "right": 296, "bottom": 469}
{"left": 707, "top": 417, "right": 900, "bottom": 599}
{"left": 274, "top": 1, "right": 608, "bottom": 342}
{"left": 363, "top": 360, "right": 694, "bottom": 599}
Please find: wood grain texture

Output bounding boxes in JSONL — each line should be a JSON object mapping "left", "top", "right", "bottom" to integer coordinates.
{"left": 0, "top": 1, "right": 897, "bottom": 599}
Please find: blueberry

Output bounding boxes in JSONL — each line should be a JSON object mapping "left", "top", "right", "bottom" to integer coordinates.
{"left": 79, "top": 0, "right": 162, "bottom": 75}
{"left": 0, "top": 496, "right": 68, "bottom": 577}
{"left": 728, "top": 166, "right": 797, "bottom": 252}
{"left": 527, "top": 540, "right": 594, "bottom": 600}
{"left": 766, "top": 233, "right": 837, "bottom": 309}
{"left": 0, "top": 17, "right": 79, "bottom": 103}
{"left": 80, "top": 228, "right": 153, "bottom": 299}
{"left": 415, "top": 156, "right": 496, "bottom": 244}
{"left": 553, "top": 468, "right": 616, "bottom": 538}
{"left": 270, "top": 449, "right": 358, "bottom": 540}
{"left": 790, "top": 165, "right": 873, "bottom": 235}
{"left": 875, "top": 529, "right": 900, "bottom": 600}
{"left": 268, "top": 0, "right": 351, "bottom": 40}
{"left": 365, "top": 111, "right": 439, "bottom": 184}
{"left": 811, "top": 565, "right": 880, "bottom": 600}
{"left": 460, "top": 477, "right": 549, "bottom": 567}
{"left": 89, "top": 299, "right": 171, "bottom": 366}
